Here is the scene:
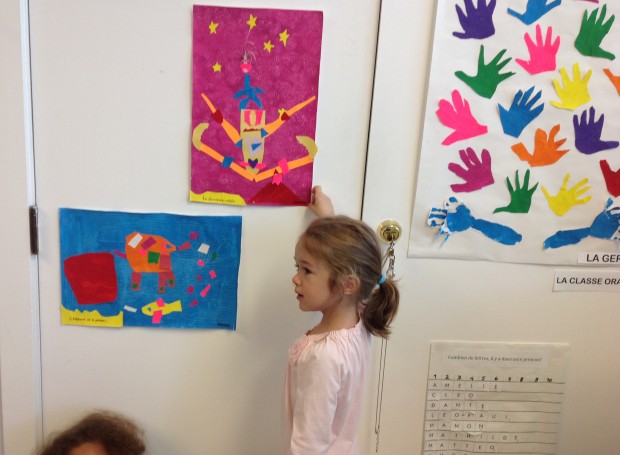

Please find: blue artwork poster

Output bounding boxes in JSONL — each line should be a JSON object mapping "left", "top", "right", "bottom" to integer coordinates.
{"left": 59, "top": 208, "right": 241, "bottom": 330}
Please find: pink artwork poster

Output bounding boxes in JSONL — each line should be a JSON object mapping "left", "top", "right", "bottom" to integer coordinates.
{"left": 191, "top": 5, "right": 323, "bottom": 206}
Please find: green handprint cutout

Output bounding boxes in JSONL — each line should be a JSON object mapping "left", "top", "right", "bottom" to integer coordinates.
{"left": 494, "top": 169, "right": 539, "bottom": 213}
{"left": 575, "top": 4, "right": 616, "bottom": 61}
{"left": 455, "top": 45, "right": 515, "bottom": 99}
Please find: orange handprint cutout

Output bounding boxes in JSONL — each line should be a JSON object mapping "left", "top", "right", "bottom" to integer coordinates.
{"left": 511, "top": 124, "right": 569, "bottom": 167}
{"left": 603, "top": 69, "right": 620, "bottom": 96}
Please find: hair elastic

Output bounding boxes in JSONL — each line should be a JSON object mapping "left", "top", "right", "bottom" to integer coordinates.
{"left": 377, "top": 274, "right": 387, "bottom": 285}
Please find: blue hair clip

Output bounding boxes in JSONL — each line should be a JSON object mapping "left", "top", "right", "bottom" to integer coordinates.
{"left": 378, "top": 274, "right": 387, "bottom": 285}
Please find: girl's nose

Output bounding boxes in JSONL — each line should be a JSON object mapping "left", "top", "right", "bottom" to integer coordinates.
{"left": 292, "top": 272, "right": 300, "bottom": 285}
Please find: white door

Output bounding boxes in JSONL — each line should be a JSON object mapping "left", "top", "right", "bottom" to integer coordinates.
{"left": 362, "top": 1, "right": 620, "bottom": 453}
{"left": 28, "top": 0, "right": 380, "bottom": 453}
{"left": 0, "top": 1, "right": 41, "bottom": 454}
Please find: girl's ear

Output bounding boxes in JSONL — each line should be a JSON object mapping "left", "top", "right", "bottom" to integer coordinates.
{"left": 341, "top": 274, "right": 360, "bottom": 296}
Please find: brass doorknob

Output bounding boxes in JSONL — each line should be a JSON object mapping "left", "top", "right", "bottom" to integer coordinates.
{"left": 377, "top": 219, "right": 402, "bottom": 243}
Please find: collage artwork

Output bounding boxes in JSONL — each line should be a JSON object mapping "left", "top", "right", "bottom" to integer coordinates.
{"left": 59, "top": 6, "right": 323, "bottom": 329}
{"left": 410, "top": 0, "right": 620, "bottom": 264}
{"left": 190, "top": 5, "right": 323, "bottom": 206}
{"left": 60, "top": 209, "right": 242, "bottom": 329}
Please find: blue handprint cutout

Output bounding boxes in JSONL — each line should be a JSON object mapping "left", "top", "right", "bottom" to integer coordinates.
{"left": 428, "top": 196, "right": 523, "bottom": 245}
{"left": 508, "top": 0, "right": 562, "bottom": 26}
{"left": 453, "top": 0, "right": 497, "bottom": 39}
{"left": 544, "top": 198, "right": 620, "bottom": 249}
{"left": 499, "top": 86, "right": 544, "bottom": 138}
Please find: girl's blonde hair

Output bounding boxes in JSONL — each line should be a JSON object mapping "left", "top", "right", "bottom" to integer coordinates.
{"left": 299, "top": 216, "right": 399, "bottom": 338}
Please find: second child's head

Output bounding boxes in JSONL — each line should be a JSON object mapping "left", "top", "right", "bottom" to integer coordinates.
{"left": 296, "top": 216, "right": 399, "bottom": 338}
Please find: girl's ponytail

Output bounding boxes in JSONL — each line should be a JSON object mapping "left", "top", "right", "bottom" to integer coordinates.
{"left": 361, "top": 276, "right": 399, "bottom": 338}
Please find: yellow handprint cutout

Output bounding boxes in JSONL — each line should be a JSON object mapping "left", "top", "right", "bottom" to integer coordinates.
{"left": 542, "top": 173, "right": 592, "bottom": 216}
{"left": 550, "top": 63, "right": 592, "bottom": 110}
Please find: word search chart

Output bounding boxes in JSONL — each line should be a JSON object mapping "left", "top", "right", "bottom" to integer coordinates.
{"left": 423, "top": 341, "right": 569, "bottom": 455}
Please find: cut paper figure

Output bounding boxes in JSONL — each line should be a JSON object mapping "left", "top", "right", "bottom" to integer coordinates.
{"left": 498, "top": 86, "right": 544, "bottom": 138}
{"left": 428, "top": 196, "right": 523, "bottom": 245}
{"left": 508, "top": 0, "right": 562, "bottom": 25}
{"left": 603, "top": 68, "right": 620, "bottom": 95}
{"left": 63, "top": 253, "right": 118, "bottom": 305}
{"left": 455, "top": 45, "right": 515, "bottom": 98}
{"left": 494, "top": 169, "right": 539, "bottom": 213}
{"left": 573, "top": 106, "right": 619, "bottom": 154}
{"left": 59, "top": 209, "right": 242, "bottom": 329}
{"left": 600, "top": 160, "right": 620, "bottom": 197}
{"left": 453, "top": 0, "right": 496, "bottom": 39}
{"left": 543, "top": 197, "right": 620, "bottom": 248}
{"left": 542, "top": 173, "right": 592, "bottom": 216}
{"left": 436, "top": 89, "right": 488, "bottom": 145}
{"left": 448, "top": 147, "right": 494, "bottom": 192}
{"left": 575, "top": 4, "right": 616, "bottom": 60}
{"left": 511, "top": 124, "right": 568, "bottom": 167}
{"left": 125, "top": 232, "right": 176, "bottom": 294}
{"left": 550, "top": 63, "right": 592, "bottom": 110}
{"left": 141, "top": 299, "right": 183, "bottom": 324}
{"left": 191, "top": 6, "right": 323, "bottom": 206}
{"left": 516, "top": 25, "right": 560, "bottom": 75}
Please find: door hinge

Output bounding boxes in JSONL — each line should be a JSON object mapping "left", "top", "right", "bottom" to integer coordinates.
{"left": 29, "top": 205, "right": 39, "bottom": 255}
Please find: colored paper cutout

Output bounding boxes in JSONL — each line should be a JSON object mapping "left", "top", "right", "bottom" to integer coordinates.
{"left": 511, "top": 124, "right": 568, "bottom": 167}
{"left": 542, "top": 173, "right": 592, "bottom": 216}
{"left": 498, "top": 86, "right": 544, "bottom": 137}
{"left": 600, "top": 160, "right": 620, "bottom": 197}
{"left": 59, "top": 209, "right": 242, "bottom": 329}
{"left": 574, "top": 4, "right": 616, "bottom": 60}
{"left": 507, "top": 0, "right": 562, "bottom": 25}
{"left": 191, "top": 6, "right": 323, "bottom": 206}
{"left": 455, "top": 45, "right": 515, "bottom": 99}
{"left": 550, "top": 63, "right": 592, "bottom": 110}
{"left": 452, "top": 0, "right": 496, "bottom": 39}
{"left": 516, "top": 25, "right": 560, "bottom": 75}
{"left": 63, "top": 253, "right": 118, "bottom": 305}
{"left": 448, "top": 147, "right": 494, "bottom": 193}
{"left": 436, "top": 89, "right": 488, "bottom": 145}
{"left": 494, "top": 169, "right": 539, "bottom": 214}
{"left": 573, "top": 106, "right": 619, "bottom": 154}
{"left": 603, "top": 68, "right": 620, "bottom": 94}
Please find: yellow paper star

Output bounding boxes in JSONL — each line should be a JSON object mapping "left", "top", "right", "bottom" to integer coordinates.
{"left": 279, "top": 29, "right": 289, "bottom": 47}
{"left": 213, "top": 62, "right": 222, "bottom": 72}
{"left": 247, "top": 15, "right": 257, "bottom": 30}
{"left": 278, "top": 108, "right": 287, "bottom": 117}
{"left": 264, "top": 40, "right": 274, "bottom": 53}
{"left": 208, "top": 21, "right": 219, "bottom": 34}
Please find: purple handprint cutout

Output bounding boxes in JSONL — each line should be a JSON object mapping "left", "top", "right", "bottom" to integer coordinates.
{"left": 448, "top": 147, "right": 494, "bottom": 192}
{"left": 453, "top": 0, "right": 497, "bottom": 39}
{"left": 573, "top": 106, "right": 619, "bottom": 154}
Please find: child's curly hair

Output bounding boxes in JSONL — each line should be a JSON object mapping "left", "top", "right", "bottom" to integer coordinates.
{"left": 39, "top": 411, "right": 145, "bottom": 455}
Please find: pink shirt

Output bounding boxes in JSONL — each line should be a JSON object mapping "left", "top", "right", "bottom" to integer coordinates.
{"left": 284, "top": 319, "right": 371, "bottom": 455}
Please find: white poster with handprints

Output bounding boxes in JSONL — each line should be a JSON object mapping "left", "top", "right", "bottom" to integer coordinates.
{"left": 409, "top": 0, "right": 620, "bottom": 264}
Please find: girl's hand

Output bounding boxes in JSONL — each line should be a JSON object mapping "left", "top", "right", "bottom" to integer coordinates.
{"left": 309, "top": 186, "right": 335, "bottom": 217}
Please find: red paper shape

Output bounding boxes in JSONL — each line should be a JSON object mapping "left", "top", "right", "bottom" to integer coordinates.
{"left": 64, "top": 252, "right": 118, "bottom": 304}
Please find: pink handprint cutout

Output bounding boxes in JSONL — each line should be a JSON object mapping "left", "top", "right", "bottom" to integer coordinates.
{"left": 448, "top": 147, "right": 495, "bottom": 192}
{"left": 436, "top": 89, "right": 488, "bottom": 145}
{"left": 516, "top": 25, "right": 560, "bottom": 75}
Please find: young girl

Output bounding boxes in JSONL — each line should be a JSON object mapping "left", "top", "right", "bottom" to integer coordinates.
{"left": 285, "top": 186, "right": 399, "bottom": 454}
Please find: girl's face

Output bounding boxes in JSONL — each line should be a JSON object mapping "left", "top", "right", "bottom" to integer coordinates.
{"left": 292, "top": 240, "right": 341, "bottom": 313}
